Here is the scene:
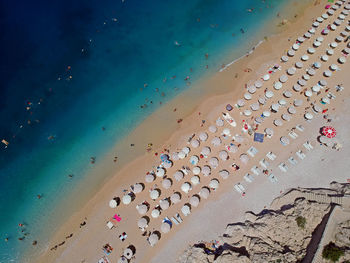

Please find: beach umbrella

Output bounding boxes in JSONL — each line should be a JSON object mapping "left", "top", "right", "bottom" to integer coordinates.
{"left": 313, "top": 61, "right": 321, "bottom": 69}
{"left": 309, "top": 28, "right": 316, "bottom": 34}
{"left": 316, "top": 36, "right": 324, "bottom": 42}
{"left": 109, "top": 199, "right": 118, "bottom": 208}
{"left": 307, "top": 68, "right": 316, "bottom": 76}
{"left": 322, "top": 29, "right": 330, "bottom": 35}
{"left": 137, "top": 204, "right": 148, "bottom": 215}
{"left": 303, "top": 74, "right": 310, "bottom": 81}
{"left": 138, "top": 217, "right": 148, "bottom": 228}
{"left": 343, "top": 48, "right": 350, "bottom": 54}
{"left": 330, "top": 24, "right": 337, "bottom": 31}
{"left": 316, "top": 17, "right": 324, "bottom": 23}
{"left": 339, "top": 14, "right": 345, "bottom": 20}
{"left": 258, "top": 97, "right": 266, "bottom": 105}
{"left": 304, "top": 32, "right": 312, "bottom": 38}
{"left": 312, "top": 21, "right": 320, "bottom": 27}
{"left": 189, "top": 195, "right": 200, "bottom": 207}
{"left": 297, "top": 36, "right": 305, "bottom": 43}
{"left": 219, "top": 170, "right": 230, "bottom": 179}
{"left": 234, "top": 135, "right": 244, "bottom": 143}
{"left": 192, "top": 166, "right": 201, "bottom": 175}
{"left": 281, "top": 55, "right": 289, "bottom": 62}
{"left": 346, "top": 26, "right": 350, "bottom": 32}
{"left": 332, "top": 5, "right": 338, "bottom": 10}
{"left": 124, "top": 248, "right": 134, "bottom": 259}
{"left": 327, "top": 9, "right": 335, "bottom": 15}
{"left": 226, "top": 104, "right": 233, "bottom": 111}
{"left": 161, "top": 222, "right": 171, "bottom": 234}
{"left": 263, "top": 74, "right": 270, "bottom": 81}
{"left": 162, "top": 178, "right": 172, "bottom": 189}
{"left": 211, "top": 137, "right": 221, "bottom": 146}
{"left": 293, "top": 84, "right": 301, "bottom": 92}
{"left": 189, "top": 155, "right": 199, "bottom": 165}
{"left": 240, "top": 154, "right": 249, "bottom": 164}
{"left": 304, "top": 112, "right": 313, "bottom": 120}
{"left": 145, "top": 173, "right": 155, "bottom": 183}
{"left": 305, "top": 90, "right": 313, "bottom": 97}
{"left": 265, "top": 90, "right": 274, "bottom": 98}
{"left": 334, "top": 20, "right": 341, "bottom": 26}
{"left": 274, "top": 82, "right": 283, "bottom": 90}
{"left": 301, "top": 55, "right": 309, "bottom": 61}
{"left": 181, "top": 204, "right": 191, "bottom": 216}
{"left": 222, "top": 128, "right": 231, "bottom": 136}
{"left": 244, "top": 93, "right": 252, "bottom": 100}
{"left": 313, "top": 41, "right": 321, "bottom": 47}
{"left": 216, "top": 118, "right": 224, "bottom": 127}
{"left": 219, "top": 150, "right": 228, "bottom": 161}
{"left": 201, "top": 146, "right": 211, "bottom": 156}
{"left": 248, "top": 85, "right": 256, "bottom": 94}
{"left": 274, "top": 119, "right": 283, "bottom": 126}
{"left": 163, "top": 160, "right": 172, "bottom": 169}
{"left": 133, "top": 183, "right": 143, "bottom": 194}
{"left": 319, "top": 79, "right": 327, "bottom": 87}
{"left": 177, "top": 151, "right": 186, "bottom": 159}
{"left": 244, "top": 109, "right": 252, "bottom": 116}
{"left": 202, "top": 165, "right": 211, "bottom": 176}
{"left": 151, "top": 209, "right": 160, "bottom": 218}
{"left": 208, "top": 125, "right": 217, "bottom": 133}
{"left": 313, "top": 104, "right": 322, "bottom": 113}
{"left": 283, "top": 91, "right": 292, "bottom": 98}
{"left": 122, "top": 194, "right": 132, "bottom": 205}
{"left": 288, "top": 106, "right": 296, "bottom": 114}
{"left": 324, "top": 70, "right": 332, "bottom": 77}
{"left": 280, "top": 136, "right": 290, "bottom": 146}
{"left": 150, "top": 189, "right": 160, "bottom": 200}
{"left": 338, "top": 56, "right": 346, "bottom": 64}
{"left": 172, "top": 152, "right": 179, "bottom": 161}
{"left": 321, "top": 55, "right": 329, "bottom": 62}
{"left": 279, "top": 75, "right": 288, "bottom": 83}
{"left": 322, "top": 97, "right": 330, "bottom": 104}
{"left": 287, "top": 50, "right": 295, "bottom": 57}
{"left": 327, "top": 49, "right": 334, "bottom": 56}
{"left": 279, "top": 99, "right": 287, "bottom": 106}
{"left": 199, "top": 187, "right": 210, "bottom": 199}
{"left": 191, "top": 139, "right": 200, "bottom": 148}
{"left": 209, "top": 157, "right": 219, "bottom": 168}
{"left": 181, "top": 182, "right": 191, "bottom": 193}
{"left": 312, "top": 85, "right": 320, "bottom": 92}
{"left": 170, "top": 192, "right": 181, "bottom": 204}
{"left": 227, "top": 143, "right": 238, "bottom": 153}
{"left": 287, "top": 67, "right": 296, "bottom": 76}
{"left": 265, "top": 128, "right": 274, "bottom": 137}
{"left": 250, "top": 103, "right": 260, "bottom": 111}
{"left": 307, "top": 47, "right": 315, "bottom": 54}
{"left": 209, "top": 179, "right": 219, "bottom": 189}
{"left": 156, "top": 167, "right": 165, "bottom": 177}
{"left": 255, "top": 80, "right": 263, "bottom": 88}
{"left": 322, "top": 126, "right": 336, "bottom": 138}
{"left": 262, "top": 111, "right": 271, "bottom": 117}
{"left": 330, "top": 42, "right": 338, "bottom": 48}
{"left": 160, "top": 199, "right": 170, "bottom": 210}
{"left": 282, "top": 114, "right": 291, "bottom": 121}
{"left": 330, "top": 64, "right": 338, "bottom": 71}
{"left": 237, "top": 99, "right": 245, "bottom": 107}
{"left": 346, "top": 4, "right": 350, "bottom": 10}
{"left": 271, "top": 103, "right": 279, "bottom": 112}
{"left": 148, "top": 233, "right": 159, "bottom": 246}
{"left": 295, "top": 61, "right": 303, "bottom": 68}
{"left": 292, "top": 43, "right": 299, "bottom": 50}
{"left": 173, "top": 170, "right": 184, "bottom": 181}
{"left": 340, "top": 31, "right": 348, "bottom": 37}
{"left": 198, "top": 132, "right": 208, "bottom": 142}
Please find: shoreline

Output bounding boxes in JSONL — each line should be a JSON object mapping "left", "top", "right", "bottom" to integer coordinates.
{"left": 28, "top": 0, "right": 334, "bottom": 262}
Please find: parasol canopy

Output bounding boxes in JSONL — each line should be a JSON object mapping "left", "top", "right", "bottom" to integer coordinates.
{"left": 162, "top": 178, "right": 172, "bottom": 189}
{"left": 209, "top": 179, "right": 219, "bottom": 189}
{"left": 149, "top": 233, "right": 159, "bottom": 246}
{"left": 190, "top": 175, "right": 200, "bottom": 185}
{"left": 201, "top": 146, "right": 211, "bottom": 156}
{"left": 274, "top": 119, "right": 283, "bottom": 126}
{"left": 138, "top": 217, "right": 149, "bottom": 228}
{"left": 211, "top": 137, "right": 221, "bottom": 146}
{"left": 199, "top": 187, "right": 210, "bottom": 199}
{"left": 209, "top": 157, "right": 219, "bottom": 168}
{"left": 151, "top": 209, "right": 160, "bottom": 218}
{"left": 161, "top": 222, "right": 171, "bottom": 233}
{"left": 322, "top": 126, "right": 336, "bottom": 138}
{"left": 156, "top": 167, "right": 165, "bottom": 177}
{"left": 137, "top": 204, "right": 148, "bottom": 215}
{"left": 219, "top": 170, "right": 230, "bottom": 179}
{"left": 191, "top": 139, "right": 200, "bottom": 148}
{"left": 173, "top": 170, "right": 184, "bottom": 181}
{"left": 192, "top": 166, "right": 201, "bottom": 175}
{"left": 293, "top": 84, "right": 301, "bottom": 92}
{"left": 202, "top": 165, "right": 211, "bottom": 176}
{"left": 181, "top": 204, "right": 191, "bottom": 216}
{"left": 122, "top": 194, "right": 132, "bottom": 205}
{"left": 150, "top": 189, "right": 160, "bottom": 200}
{"left": 216, "top": 118, "right": 224, "bottom": 127}
{"left": 145, "top": 173, "right": 155, "bottom": 183}
{"left": 189, "top": 195, "right": 200, "bottom": 207}
{"left": 170, "top": 192, "right": 181, "bottom": 203}
{"left": 199, "top": 132, "right": 208, "bottom": 141}
{"left": 280, "top": 136, "right": 290, "bottom": 146}
{"left": 181, "top": 182, "right": 192, "bottom": 193}
{"left": 208, "top": 125, "right": 217, "bottom": 133}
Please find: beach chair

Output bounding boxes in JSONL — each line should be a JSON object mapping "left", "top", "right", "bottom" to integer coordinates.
{"left": 296, "top": 124, "right": 305, "bottom": 132}
{"left": 234, "top": 184, "right": 243, "bottom": 194}
{"left": 278, "top": 162, "right": 288, "bottom": 172}
{"left": 296, "top": 150, "right": 306, "bottom": 160}
{"left": 328, "top": 92, "right": 336, "bottom": 99}
{"left": 175, "top": 213, "right": 183, "bottom": 223}
{"left": 251, "top": 166, "right": 261, "bottom": 176}
{"left": 303, "top": 141, "right": 313, "bottom": 151}
{"left": 268, "top": 174, "right": 278, "bottom": 183}
{"left": 288, "top": 156, "right": 298, "bottom": 165}
{"left": 288, "top": 131, "right": 297, "bottom": 139}
{"left": 238, "top": 183, "right": 245, "bottom": 192}
{"left": 222, "top": 112, "right": 237, "bottom": 127}
{"left": 266, "top": 151, "right": 277, "bottom": 161}
{"left": 291, "top": 131, "right": 298, "bottom": 138}
{"left": 106, "top": 221, "right": 114, "bottom": 229}
{"left": 244, "top": 173, "right": 254, "bottom": 183}
{"left": 247, "top": 146, "right": 258, "bottom": 157}
{"left": 170, "top": 216, "right": 179, "bottom": 225}
{"left": 259, "top": 158, "right": 269, "bottom": 169}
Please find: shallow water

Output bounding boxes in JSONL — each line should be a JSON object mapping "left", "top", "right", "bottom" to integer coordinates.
{"left": 0, "top": 0, "right": 300, "bottom": 261}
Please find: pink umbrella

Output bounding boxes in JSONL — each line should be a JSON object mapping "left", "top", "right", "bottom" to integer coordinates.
{"left": 322, "top": 126, "right": 336, "bottom": 138}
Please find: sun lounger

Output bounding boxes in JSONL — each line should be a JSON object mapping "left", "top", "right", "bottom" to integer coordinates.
{"left": 288, "top": 131, "right": 297, "bottom": 139}
{"left": 268, "top": 174, "right": 278, "bottom": 183}
{"left": 247, "top": 146, "right": 258, "bottom": 157}
{"left": 328, "top": 92, "right": 336, "bottom": 99}
{"left": 259, "top": 158, "right": 269, "bottom": 169}
{"left": 171, "top": 216, "right": 179, "bottom": 225}
{"left": 296, "top": 150, "right": 306, "bottom": 159}
{"left": 106, "top": 221, "right": 114, "bottom": 229}
{"left": 291, "top": 131, "right": 298, "bottom": 138}
{"left": 98, "top": 256, "right": 110, "bottom": 263}
{"left": 251, "top": 166, "right": 261, "bottom": 175}
{"left": 288, "top": 156, "right": 298, "bottom": 165}
{"left": 296, "top": 124, "right": 305, "bottom": 132}
{"left": 238, "top": 183, "right": 245, "bottom": 192}
{"left": 234, "top": 184, "right": 242, "bottom": 193}
{"left": 303, "top": 141, "right": 313, "bottom": 150}
{"left": 244, "top": 173, "right": 254, "bottom": 183}
{"left": 278, "top": 162, "right": 288, "bottom": 172}
{"left": 222, "top": 112, "right": 237, "bottom": 127}
{"left": 266, "top": 151, "right": 277, "bottom": 161}
{"left": 175, "top": 213, "right": 183, "bottom": 223}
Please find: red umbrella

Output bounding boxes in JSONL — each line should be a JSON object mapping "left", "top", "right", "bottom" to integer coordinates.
{"left": 322, "top": 126, "right": 336, "bottom": 138}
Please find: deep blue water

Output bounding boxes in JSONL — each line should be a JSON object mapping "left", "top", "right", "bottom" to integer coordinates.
{"left": 0, "top": 0, "right": 300, "bottom": 261}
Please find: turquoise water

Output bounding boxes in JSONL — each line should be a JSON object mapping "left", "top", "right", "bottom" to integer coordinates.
{"left": 0, "top": 0, "right": 302, "bottom": 261}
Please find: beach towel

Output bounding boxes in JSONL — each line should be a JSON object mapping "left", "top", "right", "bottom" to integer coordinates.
{"left": 113, "top": 214, "right": 122, "bottom": 222}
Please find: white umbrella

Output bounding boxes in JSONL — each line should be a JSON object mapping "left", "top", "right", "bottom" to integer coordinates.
{"left": 322, "top": 97, "right": 330, "bottom": 104}
{"left": 332, "top": 5, "right": 338, "bottom": 10}
{"left": 137, "top": 204, "right": 148, "bottom": 215}
{"left": 109, "top": 199, "right": 118, "bottom": 208}
{"left": 181, "top": 204, "right": 191, "bottom": 216}
{"left": 265, "top": 90, "right": 274, "bottom": 98}
{"left": 327, "top": 49, "right": 334, "bottom": 56}
{"left": 173, "top": 170, "right": 184, "bottom": 181}
{"left": 304, "top": 112, "right": 314, "bottom": 120}
{"left": 274, "top": 119, "right": 283, "bottom": 126}
{"left": 202, "top": 165, "right": 211, "bottom": 176}
{"left": 316, "top": 36, "right": 324, "bottom": 42}
{"left": 330, "top": 42, "right": 337, "bottom": 48}
{"left": 316, "top": 17, "right": 324, "bottom": 23}
{"left": 255, "top": 80, "right": 263, "bottom": 88}
{"left": 297, "top": 36, "right": 305, "bottom": 43}
{"left": 219, "top": 170, "right": 230, "bottom": 179}
{"left": 338, "top": 56, "right": 346, "bottom": 64}
{"left": 149, "top": 233, "right": 159, "bottom": 246}
{"left": 278, "top": 99, "right": 287, "bottom": 106}
{"left": 211, "top": 137, "right": 221, "bottom": 146}
{"left": 150, "top": 189, "right": 160, "bottom": 200}
{"left": 334, "top": 20, "right": 341, "bottom": 26}
{"left": 145, "top": 173, "right": 155, "bottom": 183}
{"left": 199, "top": 132, "right": 208, "bottom": 141}
{"left": 258, "top": 97, "right": 266, "bottom": 105}
{"left": 263, "top": 111, "right": 271, "bottom": 117}
{"left": 324, "top": 70, "right": 332, "bottom": 77}
{"left": 281, "top": 55, "right": 289, "bottom": 62}
{"left": 265, "top": 128, "right": 274, "bottom": 137}
{"left": 189, "top": 195, "right": 200, "bottom": 207}
{"left": 313, "top": 61, "right": 321, "bottom": 69}
{"left": 293, "top": 84, "right": 301, "bottom": 92}
{"left": 191, "top": 139, "right": 200, "bottom": 148}
{"left": 124, "top": 248, "right": 134, "bottom": 259}
{"left": 274, "top": 82, "right": 283, "bottom": 90}
{"left": 321, "top": 55, "right": 329, "bottom": 62}
{"left": 303, "top": 74, "right": 310, "bottom": 81}
{"left": 237, "top": 99, "right": 245, "bottom": 107}
{"left": 219, "top": 150, "right": 228, "bottom": 161}
{"left": 307, "top": 47, "right": 315, "bottom": 54}
{"left": 244, "top": 109, "right": 252, "bottom": 116}
{"left": 248, "top": 85, "right": 256, "bottom": 94}
{"left": 201, "top": 146, "right": 211, "bottom": 156}
{"left": 156, "top": 167, "right": 165, "bottom": 177}
{"left": 177, "top": 151, "right": 186, "bottom": 159}
{"left": 313, "top": 104, "right": 322, "bottom": 113}
{"left": 199, "top": 187, "right": 210, "bottom": 199}
{"left": 122, "top": 194, "right": 132, "bottom": 205}
{"left": 283, "top": 91, "right": 292, "bottom": 98}
{"left": 279, "top": 74, "right": 288, "bottom": 83}
{"left": 244, "top": 93, "right": 252, "bottom": 100}
{"left": 292, "top": 43, "right": 299, "bottom": 50}
{"left": 182, "top": 146, "right": 190, "bottom": 154}
{"left": 343, "top": 47, "right": 350, "bottom": 54}
{"left": 305, "top": 90, "right": 313, "bottom": 97}
{"left": 312, "top": 85, "right": 320, "bottom": 92}
{"left": 222, "top": 128, "right": 230, "bottom": 136}
{"left": 287, "top": 68, "right": 296, "bottom": 75}
{"left": 288, "top": 106, "right": 296, "bottom": 114}
{"left": 304, "top": 32, "right": 312, "bottom": 38}
{"left": 170, "top": 192, "right": 181, "bottom": 204}
{"left": 263, "top": 74, "right": 270, "bottom": 81}
{"left": 208, "top": 125, "right": 217, "bottom": 133}
{"left": 181, "top": 182, "right": 191, "bottom": 193}
{"left": 346, "top": 26, "right": 350, "bottom": 32}
{"left": 282, "top": 114, "right": 291, "bottom": 121}
{"left": 163, "top": 160, "right": 172, "bottom": 169}
{"left": 341, "top": 31, "right": 349, "bottom": 37}
{"left": 271, "top": 103, "right": 279, "bottom": 112}
{"left": 339, "top": 14, "right": 345, "bottom": 20}
{"left": 189, "top": 155, "right": 199, "bottom": 165}
{"left": 313, "top": 41, "right": 321, "bottom": 47}
{"left": 160, "top": 199, "right": 170, "bottom": 210}
{"left": 151, "top": 209, "right": 160, "bottom": 218}
{"left": 192, "top": 166, "right": 201, "bottom": 175}
{"left": 161, "top": 222, "right": 171, "bottom": 233}
{"left": 322, "top": 29, "right": 330, "bottom": 35}
{"left": 133, "top": 183, "right": 143, "bottom": 194}
{"left": 280, "top": 136, "right": 290, "bottom": 145}
{"left": 138, "top": 217, "right": 148, "bottom": 228}
{"left": 346, "top": 4, "right": 350, "bottom": 10}
{"left": 309, "top": 28, "right": 316, "bottom": 34}
{"left": 240, "top": 154, "right": 249, "bottom": 164}
{"left": 287, "top": 50, "right": 295, "bottom": 57}
{"left": 162, "top": 178, "right": 172, "bottom": 189}
{"left": 298, "top": 79, "right": 306, "bottom": 86}
{"left": 312, "top": 21, "right": 320, "bottom": 27}
{"left": 330, "top": 64, "right": 338, "bottom": 71}
{"left": 209, "top": 157, "right": 219, "bottom": 168}
{"left": 294, "top": 99, "right": 303, "bottom": 107}
{"left": 301, "top": 55, "right": 309, "bottom": 61}
{"left": 307, "top": 68, "right": 316, "bottom": 76}
{"left": 330, "top": 24, "right": 336, "bottom": 31}
{"left": 216, "top": 118, "right": 224, "bottom": 127}
{"left": 227, "top": 143, "right": 238, "bottom": 153}
{"left": 295, "top": 61, "right": 303, "bottom": 68}
{"left": 209, "top": 179, "right": 219, "bottom": 189}
{"left": 327, "top": 9, "right": 335, "bottom": 15}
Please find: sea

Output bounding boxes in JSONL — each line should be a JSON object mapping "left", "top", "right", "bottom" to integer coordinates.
{"left": 0, "top": 0, "right": 309, "bottom": 261}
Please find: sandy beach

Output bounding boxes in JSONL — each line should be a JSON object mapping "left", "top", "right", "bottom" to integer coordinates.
{"left": 31, "top": 0, "right": 350, "bottom": 262}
